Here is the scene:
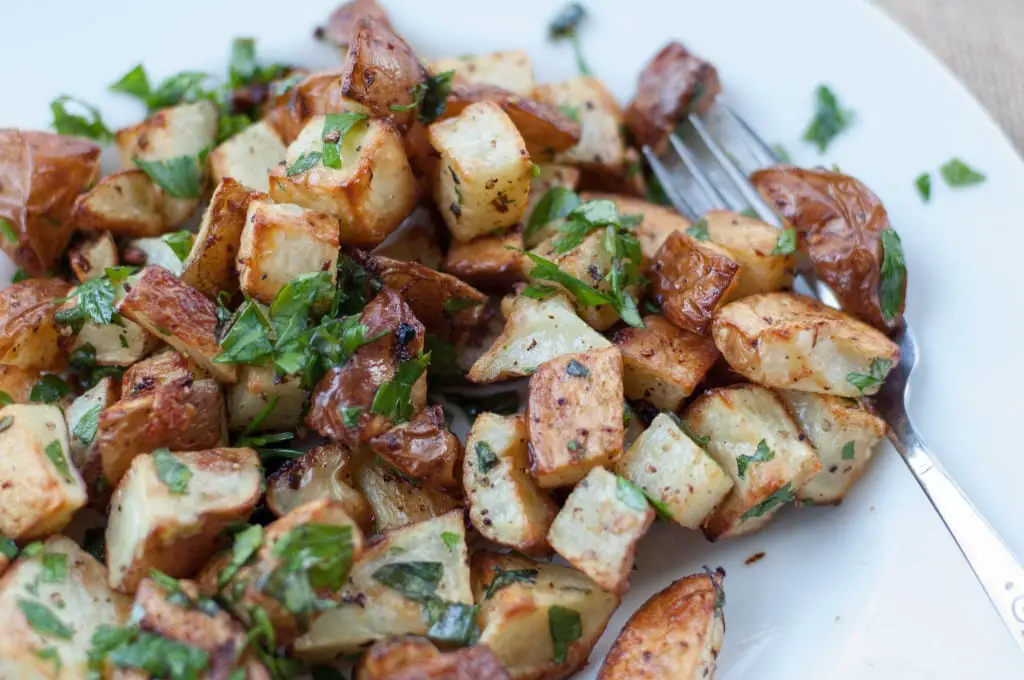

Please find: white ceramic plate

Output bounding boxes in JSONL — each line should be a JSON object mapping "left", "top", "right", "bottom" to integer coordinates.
{"left": 5, "top": 0, "right": 1024, "bottom": 677}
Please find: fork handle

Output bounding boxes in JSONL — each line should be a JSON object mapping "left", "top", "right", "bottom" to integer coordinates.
{"left": 892, "top": 425, "right": 1024, "bottom": 652}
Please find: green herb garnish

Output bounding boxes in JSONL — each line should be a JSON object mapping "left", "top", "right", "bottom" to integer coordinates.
{"left": 803, "top": 85, "right": 853, "bottom": 153}
{"left": 30, "top": 375, "right": 71, "bottom": 404}
{"left": 741, "top": 483, "right": 796, "bottom": 521}
{"left": 846, "top": 357, "right": 892, "bottom": 393}
{"left": 914, "top": 173, "right": 931, "bottom": 202}
{"left": 879, "top": 228, "right": 906, "bottom": 321}
{"left": 736, "top": 439, "right": 775, "bottom": 479}
{"left": 135, "top": 151, "right": 207, "bottom": 199}
{"left": 842, "top": 441, "right": 856, "bottom": 460}
{"left": 771, "top": 227, "right": 797, "bottom": 256}
{"left": 49, "top": 96, "right": 112, "bottom": 143}
{"left": 940, "top": 158, "right": 985, "bottom": 187}
{"left": 371, "top": 353, "right": 431, "bottom": 424}
{"left": 153, "top": 448, "right": 192, "bottom": 494}
{"left": 548, "top": 605, "right": 582, "bottom": 665}
{"left": 548, "top": 3, "right": 591, "bottom": 76}
{"left": 18, "top": 599, "right": 75, "bottom": 640}
{"left": 484, "top": 567, "right": 538, "bottom": 599}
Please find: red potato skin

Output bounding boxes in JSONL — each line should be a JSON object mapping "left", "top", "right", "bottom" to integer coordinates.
{"left": 317, "top": 0, "right": 393, "bottom": 46}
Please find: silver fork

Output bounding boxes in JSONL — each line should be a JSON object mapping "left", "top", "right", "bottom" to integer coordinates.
{"left": 644, "top": 108, "right": 1024, "bottom": 653}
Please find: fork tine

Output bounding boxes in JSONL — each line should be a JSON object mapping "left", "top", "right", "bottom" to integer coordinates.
{"left": 720, "top": 105, "right": 783, "bottom": 167}
{"left": 641, "top": 146, "right": 699, "bottom": 221}
{"left": 666, "top": 134, "right": 745, "bottom": 213}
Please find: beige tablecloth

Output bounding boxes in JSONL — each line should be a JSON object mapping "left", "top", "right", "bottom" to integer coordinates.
{"left": 877, "top": 0, "right": 1024, "bottom": 150}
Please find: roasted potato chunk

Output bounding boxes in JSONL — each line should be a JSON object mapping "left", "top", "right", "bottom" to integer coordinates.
{"left": 227, "top": 364, "right": 306, "bottom": 433}
{"left": 72, "top": 169, "right": 190, "bottom": 237}
{"left": 624, "top": 41, "right": 721, "bottom": 151}
{"left": 651, "top": 231, "right": 741, "bottom": 335}
{"left": 237, "top": 198, "right": 340, "bottom": 305}
{"left": 599, "top": 571, "right": 725, "bottom": 680}
{"left": 468, "top": 293, "right": 611, "bottom": 384}
{"left": 295, "top": 510, "right": 472, "bottom": 660}
{"left": 613, "top": 315, "right": 718, "bottom": 410}
{"left": 580, "top": 192, "right": 689, "bottom": 263}
{"left": 369, "top": 405, "right": 462, "bottom": 489}
{"left": 355, "top": 459, "right": 462, "bottom": 534}
{"left": 432, "top": 50, "right": 535, "bottom": 95}
{"left": 443, "top": 228, "right": 525, "bottom": 290}
{"left": 269, "top": 115, "right": 418, "bottom": 247}
{"left": 64, "top": 313, "right": 158, "bottom": 368}
{"left": 0, "top": 404, "right": 87, "bottom": 540}
{"left": 473, "top": 551, "right": 619, "bottom": 680}
{"left": 118, "top": 265, "right": 237, "bottom": 383}
{"left": 0, "top": 130, "right": 101, "bottom": 275}
{"left": 0, "top": 536, "right": 132, "bottom": 678}
{"left": 115, "top": 100, "right": 219, "bottom": 169}
{"left": 0, "top": 278, "right": 70, "bottom": 369}
{"left": 684, "top": 384, "right": 821, "bottom": 540}
{"left": 463, "top": 413, "right": 557, "bottom": 555}
{"left": 358, "top": 637, "right": 511, "bottom": 680}
{"left": 712, "top": 292, "right": 900, "bottom": 397}
{"left": 429, "top": 100, "right": 533, "bottom": 241}
{"left": 0, "top": 364, "right": 40, "bottom": 403}
{"left": 752, "top": 166, "right": 906, "bottom": 330}
{"left": 547, "top": 467, "right": 654, "bottom": 593}
{"left": 266, "top": 443, "right": 372, "bottom": 529}
{"left": 526, "top": 347, "right": 624, "bottom": 488}
{"left": 209, "top": 119, "right": 287, "bottom": 192}
{"left": 181, "top": 178, "right": 263, "bottom": 300}
{"left": 703, "top": 210, "right": 795, "bottom": 299}
{"left": 106, "top": 447, "right": 262, "bottom": 593}
{"left": 614, "top": 413, "right": 733, "bottom": 529}
{"left": 777, "top": 389, "right": 887, "bottom": 504}
{"left": 533, "top": 77, "right": 625, "bottom": 169}
{"left": 68, "top": 232, "right": 118, "bottom": 282}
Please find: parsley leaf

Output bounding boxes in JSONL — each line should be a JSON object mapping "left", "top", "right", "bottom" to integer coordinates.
{"left": 0, "top": 219, "right": 17, "bottom": 245}
{"left": 440, "top": 531, "right": 460, "bottom": 552}
{"left": 424, "top": 599, "right": 479, "bottom": 646}
{"left": 548, "top": 3, "right": 591, "bottom": 76}
{"left": 391, "top": 70, "right": 456, "bottom": 125}
{"left": 371, "top": 353, "right": 431, "bottom": 424}
{"left": 525, "top": 187, "right": 582, "bottom": 244}
{"left": 145, "top": 71, "right": 211, "bottom": 111}
{"left": 110, "top": 64, "right": 151, "bottom": 101}
{"left": 229, "top": 38, "right": 259, "bottom": 88}
{"left": 30, "top": 375, "right": 71, "bottom": 404}
{"left": 321, "top": 113, "right": 369, "bottom": 169}
{"left": 548, "top": 605, "right": 582, "bottom": 665}
{"left": 162, "top": 231, "right": 194, "bottom": 261}
{"left": 940, "top": 158, "right": 985, "bottom": 187}
{"left": 218, "top": 525, "right": 264, "bottom": 588}
{"left": 615, "top": 476, "right": 650, "bottom": 513}
{"left": 72, "top": 405, "right": 101, "bottom": 447}
{"left": 341, "top": 406, "right": 363, "bottom": 429}
{"left": 443, "top": 297, "right": 483, "bottom": 314}
{"left": 287, "top": 151, "right": 322, "bottom": 176}
{"left": 914, "top": 172, "right": 932, "bottom": 202}
{"left": 135, "top": 152, "right": 207, "bottom": 199}
{"left": 846, "top": 357, "right": 893, "bottom": 394}
{"left": 263, "top": 524, "right": 355, "bottom": 615}
{"left": 0, "top": 536, "right": 17, "bottom": 559}
{"left": 842, "top": 441, "right": 857, "bottom": 460}
{"left": 685, "top": 217, "right": 709, "bottom": 241}
{"left": 475, "top": 441, "right": 499, "bottom": 473}
{"left": 771, "top": 227, "right": 797, "bottom": 256}
{"left": 373, "top": 562, "right": 444, "bottom": 601}
{"left": 879, "top": 228, "right": 906, "bottom": 322}
{"left": 215, "top": 300, "right": 274, "bottom": 366}
{"left": 49, "top": 96, "right": 112, "bottom": 143}
{"left": 803, "top": 85, "right": 853, "bottom": 153}
{"left": 741, "top": 483, "right": 796, "bottom": 521}
{"left": 153, "top": 448, "right": 192, "bottom": 494}
{"left": 736, "top": 439, "right": 775, "bottom": 479}
{"left": 105, "top": 629, "right": 211, "bottom": 678}
{"left": 484, "top": 567, "right": 538, "bottom": 599}
{"left": 18, "top": 599, "right": 74, "bottom": 640}
{"left": 41, "top": 552, "right": 68, "bottom": 583}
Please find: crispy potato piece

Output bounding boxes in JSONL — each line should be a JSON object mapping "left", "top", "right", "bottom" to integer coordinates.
{"left": 432, "top": 51, "right": 535, "bottom": 95}
{"left": 269, "top": 115, "right": 418, "bottom": 246}
{"left": 599, "top": 571, "right": 725, "bottom": 680}
{"left": 373, "top": 206, "right": 445, "bottom": 269}
{"left": 0, "top": 536, "right": 132, "bottom": 678}
{"left": 444, "top": 228, "right": 525, "bottom": 290}
{"left": 614, "top": 413, "right": 733, "bottom": 529}
{"left": 684, "top": 384, "right": 821, "bottom": 540}
{"left": 429, "top": 100, "right": 533, "bottom": 241}
{"left": 119, "top": 265, "right": 237, "bottom": 383}
{"left": 777, "top": 390, "right": 887, "bottom": 504}
{"left": 209, "top": 120, "right": 287, "bottom": 192}
{"left": 318, "top": 0, "right": 393, "bottom": 46}
{"left": 580, "top": 192, "right": 689, "bottom": 263}
{"left": 624, "top": 41, "right": 721, "bottom": 151}
{"left": 0, "top": 404, "right": 87, "bottom": 540}
{"left": 0, "top": 278, "right": 69, "bottom": 369}
{"left": 468, "top": 293, "right": 611, "bottom": 384}
{"left": 547, "top": 467, "right": 654, "bottom": 593}
{"left": 527, "top": 347, "right": 624, "bottom": 488}
{"left": 355, "top": 459, "right": 462, "bottom": 533}
{"left": 106, "top": 447, "right": 261, "bottom": 593}
{"left": 752, "top": 166, "right": 906, "bottom": 330}
{"left": 227, "top": 364, "right": 305, "bottom": 433}
{"left": 369, "top": 405, "right": 462, "bottom": 489}
{"left": 473, "top": 551, "right": 618, "bottom": 680}
{"left": 358, "top": 638, "right": 511, "bottom": 680}
{"left": 307, "top": 288, "right": 426, "bottom": 446}
{"left": 0, "top": 130, "right": 101, "bottom": 275}
{"left": 72, "top": 169, "right": 185, "bottom": 237}
{"left": 115, "top": 100, "right": 219, "bottom": 168}
{"left": 181, "top": 178, "right": 264, "bottom": 300}
{"left": 464, "top": 413, "right": 556, "bottom": 555}
{"left": 295, "top": 510, "right": 471, "bottom": 660}
{"left": 237, "top": 198, "right": 340, "bottom": 305}
{"left": 69, "top": 232, "right": 119, "bottom": 282}
{"left": 528, "top": 164, "right": 582, "bottom": 219}
{"left": 612, "top": 315, "right": 718, "bottom": 410}
{"left": 120, "top": 348, "right": 193, "bottom": 396}
{"left": 444, "top": 83, "right": 582, "bottom": 158}
{"left": 652, "top": 231, "right": 741, "bottom": 335}
{"left": 703, "top": 210, "right": 795, "bottom": 299}
{"left": 63, "top": 312, "right": 159, "bottom": 368}
{"left": 266, "top": 443, "right": 372, "bottom": 529}
{"left": 533, "top": 77, "right": 625, "bottom": 169}
{"left": 67, "top": 377, "right": 118, "bottom": 487}
{"left": 361, "top": 252, "right": 487, "bottom": 340}
{"left": 712, "top": 292, "right": 900, "bottom": 397}
{"left": 0, "top": 364, "right": 40, "bottom": 403}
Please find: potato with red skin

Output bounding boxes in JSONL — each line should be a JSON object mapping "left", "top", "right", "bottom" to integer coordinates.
{"left": 0, "top": 278, "right": 70, "bottom": 370}
{"left": 0, "top": 130, "right": 101, "bottom": 275}
{"left": 317, "top": 0, "right": 393, "bottom": 47}
{"left": 369, "top": 404, "right": 462, "bottom": 489}
{"left": 651, "top": 231, "right": 741, "bottom": 336}
{"left": 264, "top": 69, "right": 370, "bottom": 144}
{"left": 751, "top": 165, "right": 906, "bottom": 331}
{"left": 443, "top": 228, "right": 525, "bottom": 291}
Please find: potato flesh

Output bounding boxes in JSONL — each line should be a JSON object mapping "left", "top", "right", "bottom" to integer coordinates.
{"left": 209, "top": 119, "right": 287, "bottom": 192}
{"left": 431, "top": 50, "right": 536, "bottom": 95}
{"left": 533, "top": 77, "right": 625, "bottom": 169}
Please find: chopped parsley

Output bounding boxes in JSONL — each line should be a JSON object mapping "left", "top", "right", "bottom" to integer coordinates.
{"left": 341, "top": 406, "right": 363, "bottom": 429}
{"left": 475, "top": 441, "right": 499, "bottom": 473}
{"left": 390, "top": 70, "right": 455, "bottom": 125}
{"left": 135, "top": 151, "right": 208, "bottom": 199}
{"left": 484, "top": 567, "right": 538, "bottom": 599}
{"left": 440, "top": 531, "right": 460, "bottom": 552}
{"left": 548, "top": 605, "right": 582, "bottom": 665}
{"left": 846, "top": 357, "right": 893, "bottom": 393}
{"left": 18, "top": 599, "right": 74, "bottom": 640}
{"left": 736, "top": 439, "right": 775, "bottom": 479}
{"left": 615, "top": 476, "right": 650, "bottom": 513}
{"left": 566, "top": 439, "right": 583, "bottom": 453}
{"left": 30, "top": 375, "right": 71, "bottom": 404}
{"left": 558, "top": 104, "right": 582, "bottom": 123}
{"left": 71, "top": 405, "right": 100, "bottom": 448}
{"left": 685, "top": 217, "right": 709, "bottom": 241}
{"left": 321, "top": 112, "right": 369, "bottom": 169}
{"left": 214, "top": 300, "right": 274, "bottom": 365}
{"left": 0, "top": 391, "right": 12, "bottom": 406}
{"left": 443, "top": 297, "right": 483, "bottom": 314}
{"left": 803, "top": 85, "right": 853, "bottom": 152}
{"left": 0, "top": 536, "right": 17, "bottom": 560}
{"left": 879, "top": 228, "right": 906, "bottom": 321}
{"left": 939, "top": 158, "right": 985, "bottom": 187}
{"left": 519, "top": 250, "right": 642, "bottom": 328}
{"left": 218, "top": 524, "right": 264, "bottom": 588}
{"left": 49, "top": 96, "right": 113, "bottom": 143}
{"left": 741, "top": 484, "right": 796, "bottom": 521}
{"left": 0, "top": 219, "right": 19, "bottom": 244}
{"left": 424, "top": 599, "right": 479, "bottom": 646}
{"left": 914, "top": 172, "right": 932, "bottom": 202}
{"left": 370, "top": 353, "right": 431, "bottom": 424}
{"left": 286, "top": 151, "right": 322, "bottom": 176}
{"left": 373, "top": 561, "right": 443, "bottom": 601}
{"left": 91, "top": 625, "right": 210, "bottom": 679}
{"left": 153, "top": 448, "right": 192, "bottom": 494}
{"left": 842, "top": 441, "right": 857, "bottom": 460}
{"left": 162, "top": 230, "right": 194, "bottom": 261}
{"left": 525, "top": 187, "right": 582, "bottom": 244}
{"left": 109, "top": 64, "right": 151, "bottom": 100}
{"left": 261, "top": 524, "right": 355, "bottom": 616}
{"left": 771, "top": 227, "right": 797, "bottom": 256}
{"left": 44, "top": 441, "right": 73, "bottom": 484}
{"left": 548, "top": 3, "right": 591, "bottom": 76}
{"left": 41, "top": 553, "right": 67, "bottom": 583}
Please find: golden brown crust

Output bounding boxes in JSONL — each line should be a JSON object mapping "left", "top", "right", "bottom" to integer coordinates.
{"left": 651, "top": 231, "right": 741, "bottom": 335}
{"left": 751, "top": 165, "right": 905, "bottom": 331}
{"left": 357, "top": 637, "right": 441, "bottom": 680}
{"left": 263, "top": 69, "right": 357, "bottom": 144}
{"left": 0, "top": 277, "right": 71, "bottom": 370}
{"left": 0, "top": 130, "right": 101, "bottom": 275}
{"left": 369, "top": 404, "right": 462, "bottom": 489}
{"left": 443, "top": 228, "right": 525, "bottom": 290}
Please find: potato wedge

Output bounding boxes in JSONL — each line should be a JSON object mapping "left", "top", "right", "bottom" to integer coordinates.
{"left": 533, "top": 77, "right": 625, "bottom": 169}
{"left": 777, "top": 389, "right": 887, "bottom": 504}
{"left": 429, "top": 100, "right": 533, "bottom": 241}
{"left": 468, "top": 293, "right": 611, "bottom": 384}
{"left": 118, "top": 265, "right": 237, "bottom": 383}
{"left": 443, "top": 228, "right": 525, "bottom": 290}
{"left": 355, "top": 459, "right": 463, "bottom": 534}
{"left": 0, "top": 130, "right": 101, "bottom": 275}
{"left": 0, "top": 278, "right": 70, "bottom": 369}
{"left": 651, "top": 231, "right": 741, "bottom": 335}
{"left": 68, "top": 232, "right": 119, "bottom": 283}
{"left": 473, "top": 551, "right": 619, "bottom": 680}
{"left": 0, "top": 404, "right": 87, "bottom": 540}
{"left": 369, "top": 405, "right": 462, "bottom": 489}
{"left": 269, "top": 115, "right": 418, "bottom": 247}
{"left": 463, "top": 413, "right": 556, "bottom": 555}
{"left": 181, "top": 178, "right": 264, "bottom": 300}
{"left": 106, "top": 447, "right": 262, "bottom": 594}
{"left": 358, "top": 638, "right": 511, "bottom": 680}
{"left": 0, "top": 536, "right": 131, "bottom": 679}
{"left": 527, "top": 347, "right": 624, "bottom": 488}
{"left": 209, "top": 119, "right": 287, "bottom": 192}
{"left": 547, "top": 467, "right": 654, "bottom": 593}
{"left": 712, "top": 292, "right": 900, "bottom": 397}
{"left": 579, "top": 192, "right": 689, "bottom": 263}
{"left": 703, "top": 210, "right": 795, "bottom": 299}
{"left": 684, "top": 384, "right": 821, "bottom": 540}
{"left": 266, "top": 443, "right": 372, "bottom": 530}
{"left": 72, "top": 169, "right": 188, "bottom": 237}
{"left": 432, "top": 50, "right": 535, "bottom": 95}
{"left": 227, "top": 363, "right": 306, "bottom": 433}
{"left": 612, "top": 315, "right": 718, "bottom": 410}
{"left": 614, "top": 413, "right": 733, "bottom": 529}
{"left": 598, "top": 570, "right": 725, "bottom": 680}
